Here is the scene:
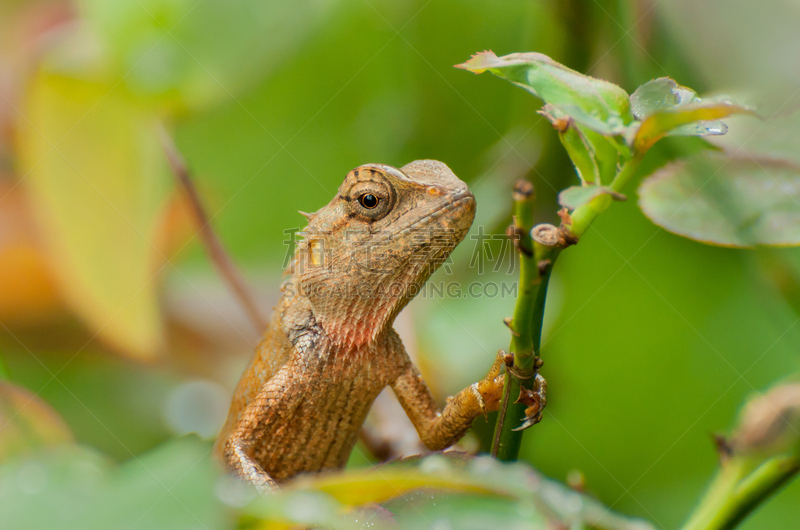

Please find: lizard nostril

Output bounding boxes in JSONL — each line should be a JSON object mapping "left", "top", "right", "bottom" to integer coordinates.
{"left": 427, "top": 186, "right": 442, "bottom": 196}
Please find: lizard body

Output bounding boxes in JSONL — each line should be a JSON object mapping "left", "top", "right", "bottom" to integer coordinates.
{"left": 216, "top": 160, "right": 506, "bottom": 490}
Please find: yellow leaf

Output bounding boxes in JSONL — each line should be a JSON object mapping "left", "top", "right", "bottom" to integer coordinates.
{"left": 634, "top": 102, "right": 754, "bottom": 154}
{"left": 17, "top": 72, "right": 170, "bottom": 360}
{"left": 289, "top": 468, "right": 507, "bottom": 505}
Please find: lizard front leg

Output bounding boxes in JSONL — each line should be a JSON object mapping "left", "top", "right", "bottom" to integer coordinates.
{"left": 391, "top": 352, "right": 506, "bottom": 450}
{"left": 221, "top": 364, "right": 301, "bottom": 493}
{"left": 226, "top": 438, "right": 277, "bottom": 493}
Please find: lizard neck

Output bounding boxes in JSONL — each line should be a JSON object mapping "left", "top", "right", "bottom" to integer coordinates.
{"left": 285, "top": 273, "right": 412, "bottom": 350}
{"left": 278, "top": 280, "right": 404, "bottom": 355}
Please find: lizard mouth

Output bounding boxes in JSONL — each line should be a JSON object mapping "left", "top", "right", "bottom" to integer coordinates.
{"left": 397, "top": 192, "right": 476, "bottom": 265}
{"left": 395, "top": 191, "right": 475, "bottom": 236}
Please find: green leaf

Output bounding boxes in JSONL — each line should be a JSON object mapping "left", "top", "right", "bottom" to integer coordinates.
{"left": 17, "top": 71, "right": 169, "bottom": 360}
{"left": 0, "top": 382, "right": 73, "bottom": 461}
{"left": 540, "top": 107, "right": 598, "bottom": 184}
{"left": 456, "top": 51, "right": 635, "bottom": 136}
{"left": 559, "top": 185, "right": 627, "bottom": 210}
{"left": 630, "top": 77, "right": 700, "bottom": 118}
{"left": 561, "top": 123, "right": 600, "bottom": 184}
{"left": 629, "top": 79, "right": 754, "bottom": 154}
{"left": 630, "top": 77, "right": 728, "bottom": 138}
{"left": 638, "top": 153, "right": 800, "bottom": 247}
{"left": 540, "top": 104, "right": 624, "bottom": 185}
{"left": 583, "top": 126, "right": 625, "bottom": 183}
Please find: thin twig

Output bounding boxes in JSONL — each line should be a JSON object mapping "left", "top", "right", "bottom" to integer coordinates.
{"left": 681, "top": 455, "right": 800, "bottom": 530}
{"left": 160, "top": 128, "right": 268, "bottom": 333}
{"left": 491, "top": 367, "right": 514, "bottom": 457}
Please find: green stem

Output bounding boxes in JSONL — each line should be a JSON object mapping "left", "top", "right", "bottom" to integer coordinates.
{"left": 491, "top": 155, "right": 642, "bottom": 461}
{"left": 682, "top": 459, "right": 747, "bottom": 530}
{"left": 681, "top": 456, "right": 800, "bottom": 530}
{"left": 494, "top": 255, "right": 555, "bottom": 461}
{"left": 491, "top": 157, "right": 640, "bottom": 459}
{"left": 569, "top": 156, "right": 642, "bottom": 238}
{"left": 491, "top": 182, "right": 557, "bottom": 460}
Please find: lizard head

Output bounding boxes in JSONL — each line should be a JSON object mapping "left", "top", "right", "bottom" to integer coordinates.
{"left": 290, "top": 160, "right": 475, "bottom": 347}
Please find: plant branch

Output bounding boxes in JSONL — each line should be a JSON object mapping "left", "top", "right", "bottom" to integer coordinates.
{"left": 681, "top": 455, "right": 800, "bottom": 530}
{"left": 160, "top": 128, "right": 268, "bottom": 333}
{"left": 491, "top": 181, "right": 557, "bottom": 460}
{"left": 569, "top": 156, "right": 642, "bottom": 238}
{"left": 491, "top": 154, "right": 643, "bottom": 460}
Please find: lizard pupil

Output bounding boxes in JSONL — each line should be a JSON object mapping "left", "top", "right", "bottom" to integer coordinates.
{"left": 359, "top": 194, "right": 379, "bottom": 209}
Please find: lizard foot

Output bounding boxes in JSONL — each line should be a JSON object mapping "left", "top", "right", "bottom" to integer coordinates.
{"left": 511, "top": 373, "right": 547, "bottom": 431}
{"left": 471, "top": 351, "right": 510, "bottom": 415}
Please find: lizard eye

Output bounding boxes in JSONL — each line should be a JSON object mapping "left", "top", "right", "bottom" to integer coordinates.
{"left": 359, "top": 194, "right": 379, "bottom": 209}
{"left": 343, "top": 167, "right": 396, "bottom": 222}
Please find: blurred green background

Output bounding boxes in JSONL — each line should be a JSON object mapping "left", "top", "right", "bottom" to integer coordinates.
{"left": 1, "top": 0, "right": 799, "bottom": 528}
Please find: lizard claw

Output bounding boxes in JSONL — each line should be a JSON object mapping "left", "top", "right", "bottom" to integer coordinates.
{"left": 511, "top": 373, "right": 547, "bottom": 432}
{"left": 467, "top": 350, "right": 510, "bottom": 418}
{"left": 470, "top": 382, "right": 487, "bottom": 415}
{"left": 486, "top": 350, "right": 508, "bottom": 379}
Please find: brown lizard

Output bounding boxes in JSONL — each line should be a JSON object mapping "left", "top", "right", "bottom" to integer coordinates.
{"left": 216, "top": 160, "right": 511, "bottom": 491}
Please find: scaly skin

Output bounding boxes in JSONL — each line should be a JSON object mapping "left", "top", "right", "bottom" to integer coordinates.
{"left": 216, "top": 160, "right": 505, "bottom": 491}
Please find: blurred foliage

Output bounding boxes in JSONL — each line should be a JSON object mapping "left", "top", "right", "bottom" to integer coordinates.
{"left": 683, "top": 383, "right": 800, "bottom": 530}
{"left": 0, "top": 379, "right": 73, "bottom": 460}
{"left": 0, "top": 0, "right": 799, "bottom": 529}
{"left": 0, "top": 437, "right": 225, "bottom": 530}
{"left": 240, "top": 452, "right": 656, "bottom": 529}
{"left": 0, "top": 438, "right": 653, "bottom": 530}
